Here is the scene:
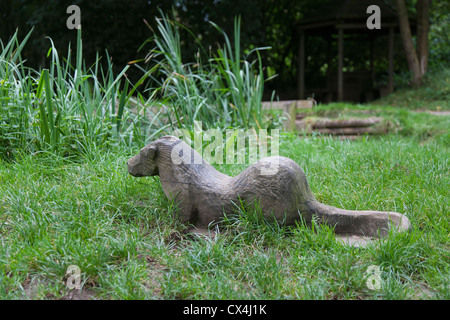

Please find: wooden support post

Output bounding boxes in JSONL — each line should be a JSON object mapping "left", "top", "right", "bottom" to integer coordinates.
{"left": 337, "top": 28, "right": 344, "bottom": 101}
{"left": 298, "top": 30, "right": 305, "bottom": 100}
{"left": 288, "top": 102, "right": 297, "bottom": 131}
{"left": 370, "top": 34, "right": 375, "bottom": 88}
{"left": 388, "top": 27, "right": 395, "bottom": 94}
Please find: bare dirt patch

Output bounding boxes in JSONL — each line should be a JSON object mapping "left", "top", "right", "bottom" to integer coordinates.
{"left": 21, "top": 276, "right": 97, "bottom": 300}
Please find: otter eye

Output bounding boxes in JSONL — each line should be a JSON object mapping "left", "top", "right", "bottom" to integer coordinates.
{"left": 142, "top": 145, "right": 157, "bottom": 159}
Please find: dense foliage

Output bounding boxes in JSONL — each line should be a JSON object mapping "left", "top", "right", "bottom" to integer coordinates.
{"left": 2, "top": 0, "right": 449, "bottom": 96}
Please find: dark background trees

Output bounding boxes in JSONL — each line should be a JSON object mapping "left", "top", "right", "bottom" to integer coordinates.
{"left": 395, "top": 0, "right": 429, "bottom": 87}
{"left": 1, "top": 0, "right": 449, "bottom": 99}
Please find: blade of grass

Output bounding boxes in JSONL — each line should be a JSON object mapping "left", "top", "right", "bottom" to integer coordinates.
{"left": 42, "top": 69, "right": 56, "bottom": 147}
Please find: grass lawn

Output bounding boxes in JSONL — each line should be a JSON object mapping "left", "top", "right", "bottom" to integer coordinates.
{"left": 375, "top": 68, "right": 450, "bottom": 111}
{"left": 0, "top": 102, "right": 448, "bottom": 300}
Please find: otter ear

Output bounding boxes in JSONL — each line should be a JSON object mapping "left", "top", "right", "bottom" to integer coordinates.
{"left": 142, "top": 145, "right": 157, "bottom": 159}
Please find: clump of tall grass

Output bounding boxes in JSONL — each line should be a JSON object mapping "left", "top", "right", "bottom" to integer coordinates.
{"left": 1, "top": 13, "right": 281, "bottom": 160}
{"left": 0, "top": 28, "right": 150, "bottom": 160}
{"left": 139, "top": 11, "right": 279, "bottom": 133}
{"left": 0, "top": 29, "right": 34, "bottom": 158}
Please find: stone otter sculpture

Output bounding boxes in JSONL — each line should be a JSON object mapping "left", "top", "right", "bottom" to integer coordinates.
{"left": 128, "top": 135, "right": 410, "bottom": 238}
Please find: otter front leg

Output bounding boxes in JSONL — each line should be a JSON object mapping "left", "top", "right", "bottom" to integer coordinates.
{"left": 168, "top": 195, "right": 198, "bottom": 225}
{"left": 158, "top": 179, "right": 195, "bottom": 223}
{"left": 174, "top": 201, "right": 212, "bottom": 238}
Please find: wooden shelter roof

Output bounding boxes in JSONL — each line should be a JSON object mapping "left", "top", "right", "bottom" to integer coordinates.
{"left": 297, "top": 0, "right": 414, "bottom": 34}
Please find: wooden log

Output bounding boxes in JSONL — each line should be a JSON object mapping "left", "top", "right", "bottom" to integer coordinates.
{"left": 296, "top": 112, "right": 307, "bottom": 120}
{"left": 314, "top": 126, "right": 382, "bottom": 135}
{"left": 312, "top": 117, "right": 382, "bottom": 129}
{"left": 296, "top": 99, "right": 315, "bottom": 109}
{"left": 261, "top": 99, "right": 314, "bottom": 111}
{"left": 338, "top": 135, "right": 362, "bottom": 141}
{"left": 295, "top": 119, "right": 307, "bottom": 130}
{"left": 262, "top": 100, "right": 315, "bottom": 131}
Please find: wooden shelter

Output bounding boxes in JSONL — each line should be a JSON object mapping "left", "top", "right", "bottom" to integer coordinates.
{"left": 297, "top": 0, "right": 415, "bottom": 102}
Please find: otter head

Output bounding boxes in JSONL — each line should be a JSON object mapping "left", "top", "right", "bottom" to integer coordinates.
{"left": 127, "top": 143, "right": 159, "bottom": 177}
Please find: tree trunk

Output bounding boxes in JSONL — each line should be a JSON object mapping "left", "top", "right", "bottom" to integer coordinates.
{"left": 395, "top": 0, "right": 422, "bottom": 87}
{"left": 417, "top": 0, "right": 431, "bottom": 75}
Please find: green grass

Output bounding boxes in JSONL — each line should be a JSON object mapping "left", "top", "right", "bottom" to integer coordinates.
{"left": 0, "top": 11, "right": 449, "bottom": 301}
{"left": 1, "top": 115, "right": 448, "bottom": 299}
{"left": 310, "top": 102, "right": 450, "bottom": 145}
{"left": 375, "top": 68, "right": 450, "bottom": 110}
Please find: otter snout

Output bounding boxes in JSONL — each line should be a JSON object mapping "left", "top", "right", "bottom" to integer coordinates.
{"left": 127, "top": 153, "right": 145, "bottom": 177}
{"left": 127, "top": 145, "right": 158, "bottom": 177}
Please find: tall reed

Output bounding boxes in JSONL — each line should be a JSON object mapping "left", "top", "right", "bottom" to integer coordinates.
{"left": 142, "top": 11, "right": 277, "bottom": 133}
{"left": 0, "top": 29, "right": 150, "bottom": 159}
{"left": 0, "top": 12, "right": 280, "bottom": 160}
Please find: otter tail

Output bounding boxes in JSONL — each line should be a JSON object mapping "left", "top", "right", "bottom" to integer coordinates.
{"left": 306, "top": 201, "right": 411, "bottom": 238}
